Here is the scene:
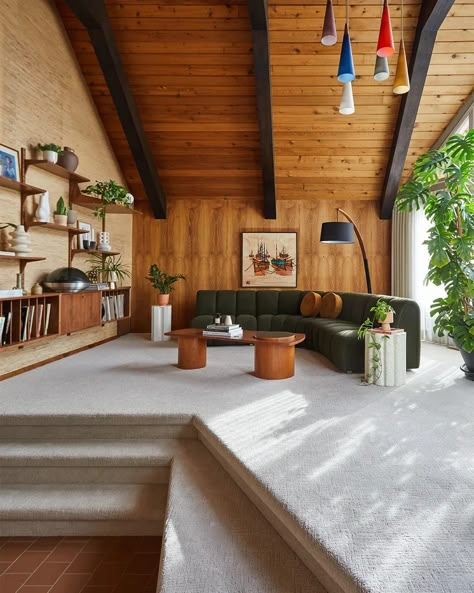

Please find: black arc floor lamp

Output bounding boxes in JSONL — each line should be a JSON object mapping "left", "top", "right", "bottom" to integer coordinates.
{"left": 320, "top": 208, "right": 372, "bottom": 294}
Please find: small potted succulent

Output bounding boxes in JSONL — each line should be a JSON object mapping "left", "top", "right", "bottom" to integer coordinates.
{"left": 37, "top": 143, "right": 62, "bottom": 164}
{"left": 82, "top": 180, "right": 131, "bottom": 220}
{"left": 146, "top": 264, "right": 186, "bottom": 305}
{"left": 54, "top": 196, "right": 68, "bottom": 226}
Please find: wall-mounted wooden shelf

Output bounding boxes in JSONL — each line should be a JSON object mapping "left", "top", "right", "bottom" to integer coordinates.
{"left": 71, "top": 249, "right": 120, "bottom": 259}
{"left": 0, "top": 254, "right": 46, "bottom": 274}
{"left": 24, "top": 160, "right": 90, "bottom": 183}
{"left": 0, "top": 175, "right": 45, "bottom": 196}
{"left": 26, "top": 221, "right": 89, "bottom": 234}
{"left": 71, "top": 193, "right": 139, "bottom": 215}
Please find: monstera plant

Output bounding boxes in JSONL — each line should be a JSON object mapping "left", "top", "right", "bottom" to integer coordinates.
{"left": 395, "top": 129, "right": 474, "bottom": 375}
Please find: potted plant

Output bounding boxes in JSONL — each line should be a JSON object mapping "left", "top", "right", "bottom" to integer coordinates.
{"left": 358, "top": 299, "right": 396, "bottom": 384}
{"left": 54, "top": 196, "right": 68, "bottom": 226}
{"left": 146, "top": 264, "right": 186, "bottom": 305}
{"left": 86, "top": 253, "right": 131, "bottom": 288}
{"left": 82, "top": 180, "right": 130, "bottom": 220}
{"left": 395, "top": 129, "right": 474, "bottom": 377}
{"left": 37, "top": 143, "right": 62, "bottom": 164}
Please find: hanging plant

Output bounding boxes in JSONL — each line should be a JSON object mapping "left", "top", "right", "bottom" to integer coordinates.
{"left": 82, "top": 180, "right": 130, "bottom": 220}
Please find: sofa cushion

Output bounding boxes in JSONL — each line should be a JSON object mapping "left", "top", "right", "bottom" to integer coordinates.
{"left": 278, "top": 291, "right": 303, "bottom": 315}
{"left": 320, "top": 292, "right": 343, "bottom": 319}
{"left": 195, "top": 291, "right": 217, "bottom": 316}
{"left": 236, "top": 314, "right": 257, "bottom": 331}
{"left": 216, "top": 291, "right": 237, "bottom": 317}
{"left": 237, "top": 291, "right": 257, "bottom": 317}
{"left": 300, "top": 292, "right": 322, "bottom": 317}
{"left": 191, "top": 314, "right": 214, "bottom": 329}
{"left": 257, "top": 291, "right": 279, "bottom": 316}
{"left": 257, "top": 314, "right": 273, "bottom": 331}
{"left": 270, "top": 314, "right": 302, "bottom": 333}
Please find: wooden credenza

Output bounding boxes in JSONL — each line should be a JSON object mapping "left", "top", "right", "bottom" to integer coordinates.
{"left": 60, "top": 292, "right": 102, "bottom": 334}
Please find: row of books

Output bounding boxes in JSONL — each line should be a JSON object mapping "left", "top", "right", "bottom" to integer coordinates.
{"left": 203, "top": 323, "right": 243, "bottom": 338}
{"left": 101, "top": 294, "right": 127, "bottom": 322}
{"left": 0, "top": 303, "right": 52, "bottom": 346}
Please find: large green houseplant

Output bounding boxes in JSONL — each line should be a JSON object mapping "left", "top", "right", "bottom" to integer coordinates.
{"left": 146, "top": 264, "right": 186, "bottom": 305}
{"left": 395, "top": 129, "right": 474, "bottom": 374}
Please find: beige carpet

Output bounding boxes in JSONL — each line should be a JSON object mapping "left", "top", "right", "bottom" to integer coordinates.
{"left": 0, "top": 337, "right": 472, "bottom": 593}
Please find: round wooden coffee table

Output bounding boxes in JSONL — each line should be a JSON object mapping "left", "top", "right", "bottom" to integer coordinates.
{"left": 253, "top": 331, "right": 305, "bottom": 380}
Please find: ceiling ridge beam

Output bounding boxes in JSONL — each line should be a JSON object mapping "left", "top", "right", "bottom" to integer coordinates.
{"left": 62, "top": 0, "right": 167, "bottom": 219}
{"left": 247, "top": 0, "right": 277, "bottom": 219}
{"left": 379, "top": 0, "right": 455, "bottom": 220}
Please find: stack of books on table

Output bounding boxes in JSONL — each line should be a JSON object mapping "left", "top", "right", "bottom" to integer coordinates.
{"left": 202, "top": 324, "right": 243, "bottom": 338}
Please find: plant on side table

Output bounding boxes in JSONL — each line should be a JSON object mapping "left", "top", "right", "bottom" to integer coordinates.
{"left": 395, "top": 129, "right": 474, "bottom": 379}
{"left": 358, "top": 299, "right": 396, "bottom": 384}
{"left": 146, "top": 264, "right": 186, "bottom": 305}
{"left": 87, "top": 253, "right": 131, "bottom": 288}
{"left": 37, "top": 143, "right": 62, "bottom": 164}
{"left": 82, "top": 180, "right": 131, "bottom": 220}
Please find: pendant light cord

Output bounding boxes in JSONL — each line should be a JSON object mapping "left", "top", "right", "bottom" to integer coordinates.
{"left": 346, "top": 0, "right": 349, "bottom": 27}
{"left": 401, "top": 0, "right": 404, "bottom": 39}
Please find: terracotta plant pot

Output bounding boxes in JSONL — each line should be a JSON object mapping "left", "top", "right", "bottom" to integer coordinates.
{"left": 157, "top": 293, "right": 170, "bottom": 306}
{"left": 378, "top": 310, "right": 394, "bottom": 332}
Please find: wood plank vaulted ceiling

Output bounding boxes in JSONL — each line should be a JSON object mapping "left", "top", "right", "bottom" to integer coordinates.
{"left": 57, "top": 0, "right": 474, "bottom": 214}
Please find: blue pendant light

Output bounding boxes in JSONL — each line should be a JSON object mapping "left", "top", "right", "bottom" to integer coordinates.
{"left": 337, "top": 0, "right": 355, "bottom": 83}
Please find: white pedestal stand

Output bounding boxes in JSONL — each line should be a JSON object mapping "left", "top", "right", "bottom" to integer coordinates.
{"left": 151, "top": 305, "right": 172, "bottom": 342}
{"left": 365, "top": 329, "right": 406, "bottom": 386}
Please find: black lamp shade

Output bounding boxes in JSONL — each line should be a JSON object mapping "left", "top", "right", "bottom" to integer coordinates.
{"left": 320, "top": 222, "right": 355, "bottom": 244}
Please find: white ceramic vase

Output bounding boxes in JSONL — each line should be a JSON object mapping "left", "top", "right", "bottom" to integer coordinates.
{"left": 10, "top": 225, "right": 32, "bottom": 256}
{"left": 35, "top": 192, "right": 50, "bottom": 223}
{"left": 43, "top": 150, "right": 58, "bottom": 164}
{"left": 98, "top": 231, "right": 111, "bottom": 251}
{"left": 125, "top": 193, "right": 134, "bottom": 205}
{"left": 67, "top": 209, "right": 77, "bottom": 227}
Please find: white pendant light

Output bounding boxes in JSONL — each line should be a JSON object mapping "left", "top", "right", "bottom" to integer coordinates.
{"left": 374, "top": 55, "right": 390, "bottom": 81}
{"left": 339, "top": 82, "right": 355, "bottom": 115}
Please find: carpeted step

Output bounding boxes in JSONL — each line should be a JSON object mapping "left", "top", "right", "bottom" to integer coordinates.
{"left": 0, "top": 483, "right": 167, "bottom": 537}
{"left": 158, "top": 440, "right": 327, "bottom": 593}
{"left": 0, "top": 414, "right": 196, "bottom": 440}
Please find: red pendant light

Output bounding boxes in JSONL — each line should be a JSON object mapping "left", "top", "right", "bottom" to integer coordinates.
{"left": 377, "top": 0, "right": 395, "bottom": 57}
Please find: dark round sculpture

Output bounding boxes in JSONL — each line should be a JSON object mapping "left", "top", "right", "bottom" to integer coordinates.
{"left": 43, "top": 267, "right": 90, "bottom": 293}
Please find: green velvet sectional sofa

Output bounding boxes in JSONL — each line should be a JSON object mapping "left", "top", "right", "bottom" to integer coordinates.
{"left": 191, "top": 290, "right": 421, "bottom": 373}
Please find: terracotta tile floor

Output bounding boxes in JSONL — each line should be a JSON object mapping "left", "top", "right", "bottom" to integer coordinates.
{"left": 0, "top": 536, "right": 162, "bottom": 593}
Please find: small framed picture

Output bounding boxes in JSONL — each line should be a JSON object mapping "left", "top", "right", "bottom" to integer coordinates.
{"left": 241, "top": 231, "right": 298, "bottom": 288}
{"left": 77, "top": 221, "right": 92, "bottom": 249}
{"left": 0, "top": 144, "right": 20, "bottom": 181}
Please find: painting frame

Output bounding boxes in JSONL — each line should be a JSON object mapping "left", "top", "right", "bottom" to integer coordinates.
{"left": 0, "top": 144, "right": 20, "bottom": 182}
{"left": 77, "top": 221, "right": 92, "bottom": 249}
{"left": 241, "top": 231, "right": 298, "bottom": 288}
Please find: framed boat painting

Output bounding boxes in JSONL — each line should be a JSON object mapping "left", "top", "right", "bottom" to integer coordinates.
{"left": 241, "top": 232, "right": 297, "bottom": 288}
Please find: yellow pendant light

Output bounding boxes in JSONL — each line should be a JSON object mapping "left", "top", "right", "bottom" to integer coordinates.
{"left": 393, "top": 0, "right": 410, "bottom": 94}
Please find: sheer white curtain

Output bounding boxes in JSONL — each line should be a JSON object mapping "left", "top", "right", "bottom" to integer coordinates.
{"left": 392, "top": 208, "right": 450, "bottom": 345}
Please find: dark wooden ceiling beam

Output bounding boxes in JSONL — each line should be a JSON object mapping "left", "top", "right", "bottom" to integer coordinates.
{"left": 379, "top": 0, "right": 455, "bottom": 220}
{"left": 62, "top": 0, "right": 167, "bottom": 219}
{"left": 247, "top": 0, "right": 277, "bottom": 220}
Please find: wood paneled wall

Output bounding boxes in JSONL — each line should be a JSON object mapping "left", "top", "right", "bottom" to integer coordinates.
{"left": 0, "top": 0, "right": 132, "bottom": 377}
{"left": 132, "top": 199, "right": 391, "bottom": 332}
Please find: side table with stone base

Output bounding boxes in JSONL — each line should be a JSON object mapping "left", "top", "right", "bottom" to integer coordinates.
{"left": 365, "top": 329, "right": 406, "bottom": 386}
{"left": 151, "top": 305, "right": 172, "bottom": 342}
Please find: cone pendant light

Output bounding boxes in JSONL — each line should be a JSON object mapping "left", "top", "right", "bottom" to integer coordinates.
{"left": 377, "top": 0, "right": 394, "bottom": 57}
{"left": 337, "top": 0, "right": 355, "bottom": 83}
{"left": 339, "top": 82, "right": 355, "bottom": 115}
{"left": 393, "top": 39, "right": 410, "bottom": 94}
{"left": 374, "top": 55, "right": 390, "bottom": 81}
{"left": 393, "top": 0, "right": 410, "bottom": 94}
{"left": 321, "top": 0, "right": 337, "bottom": 46}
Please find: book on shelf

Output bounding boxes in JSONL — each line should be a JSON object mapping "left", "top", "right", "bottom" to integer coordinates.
{"left": 0, "top": 289, "right": 23, "bottom": 298}
{"left": 27, "top": 305, "right": 35, "bottom": 340}
{"left": 2, "top": 311, "right": 11, "bottom": 344}
{"left": 84, "top": 283, "right": 109, "bottom": 291}
{"left": 36, "top": 304, "right": 44, "bottom": 338}
{"left": 21, "top": 306, "right": 29, "bottom": 342}
{"left": 44, "top": 303, "right": 51, "bottom": 336}
{"left": 0, "top": 317, "right": 5, "bottom": 346}
{"left": 0, "top": 251, "right": 15, "bottom": 257}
